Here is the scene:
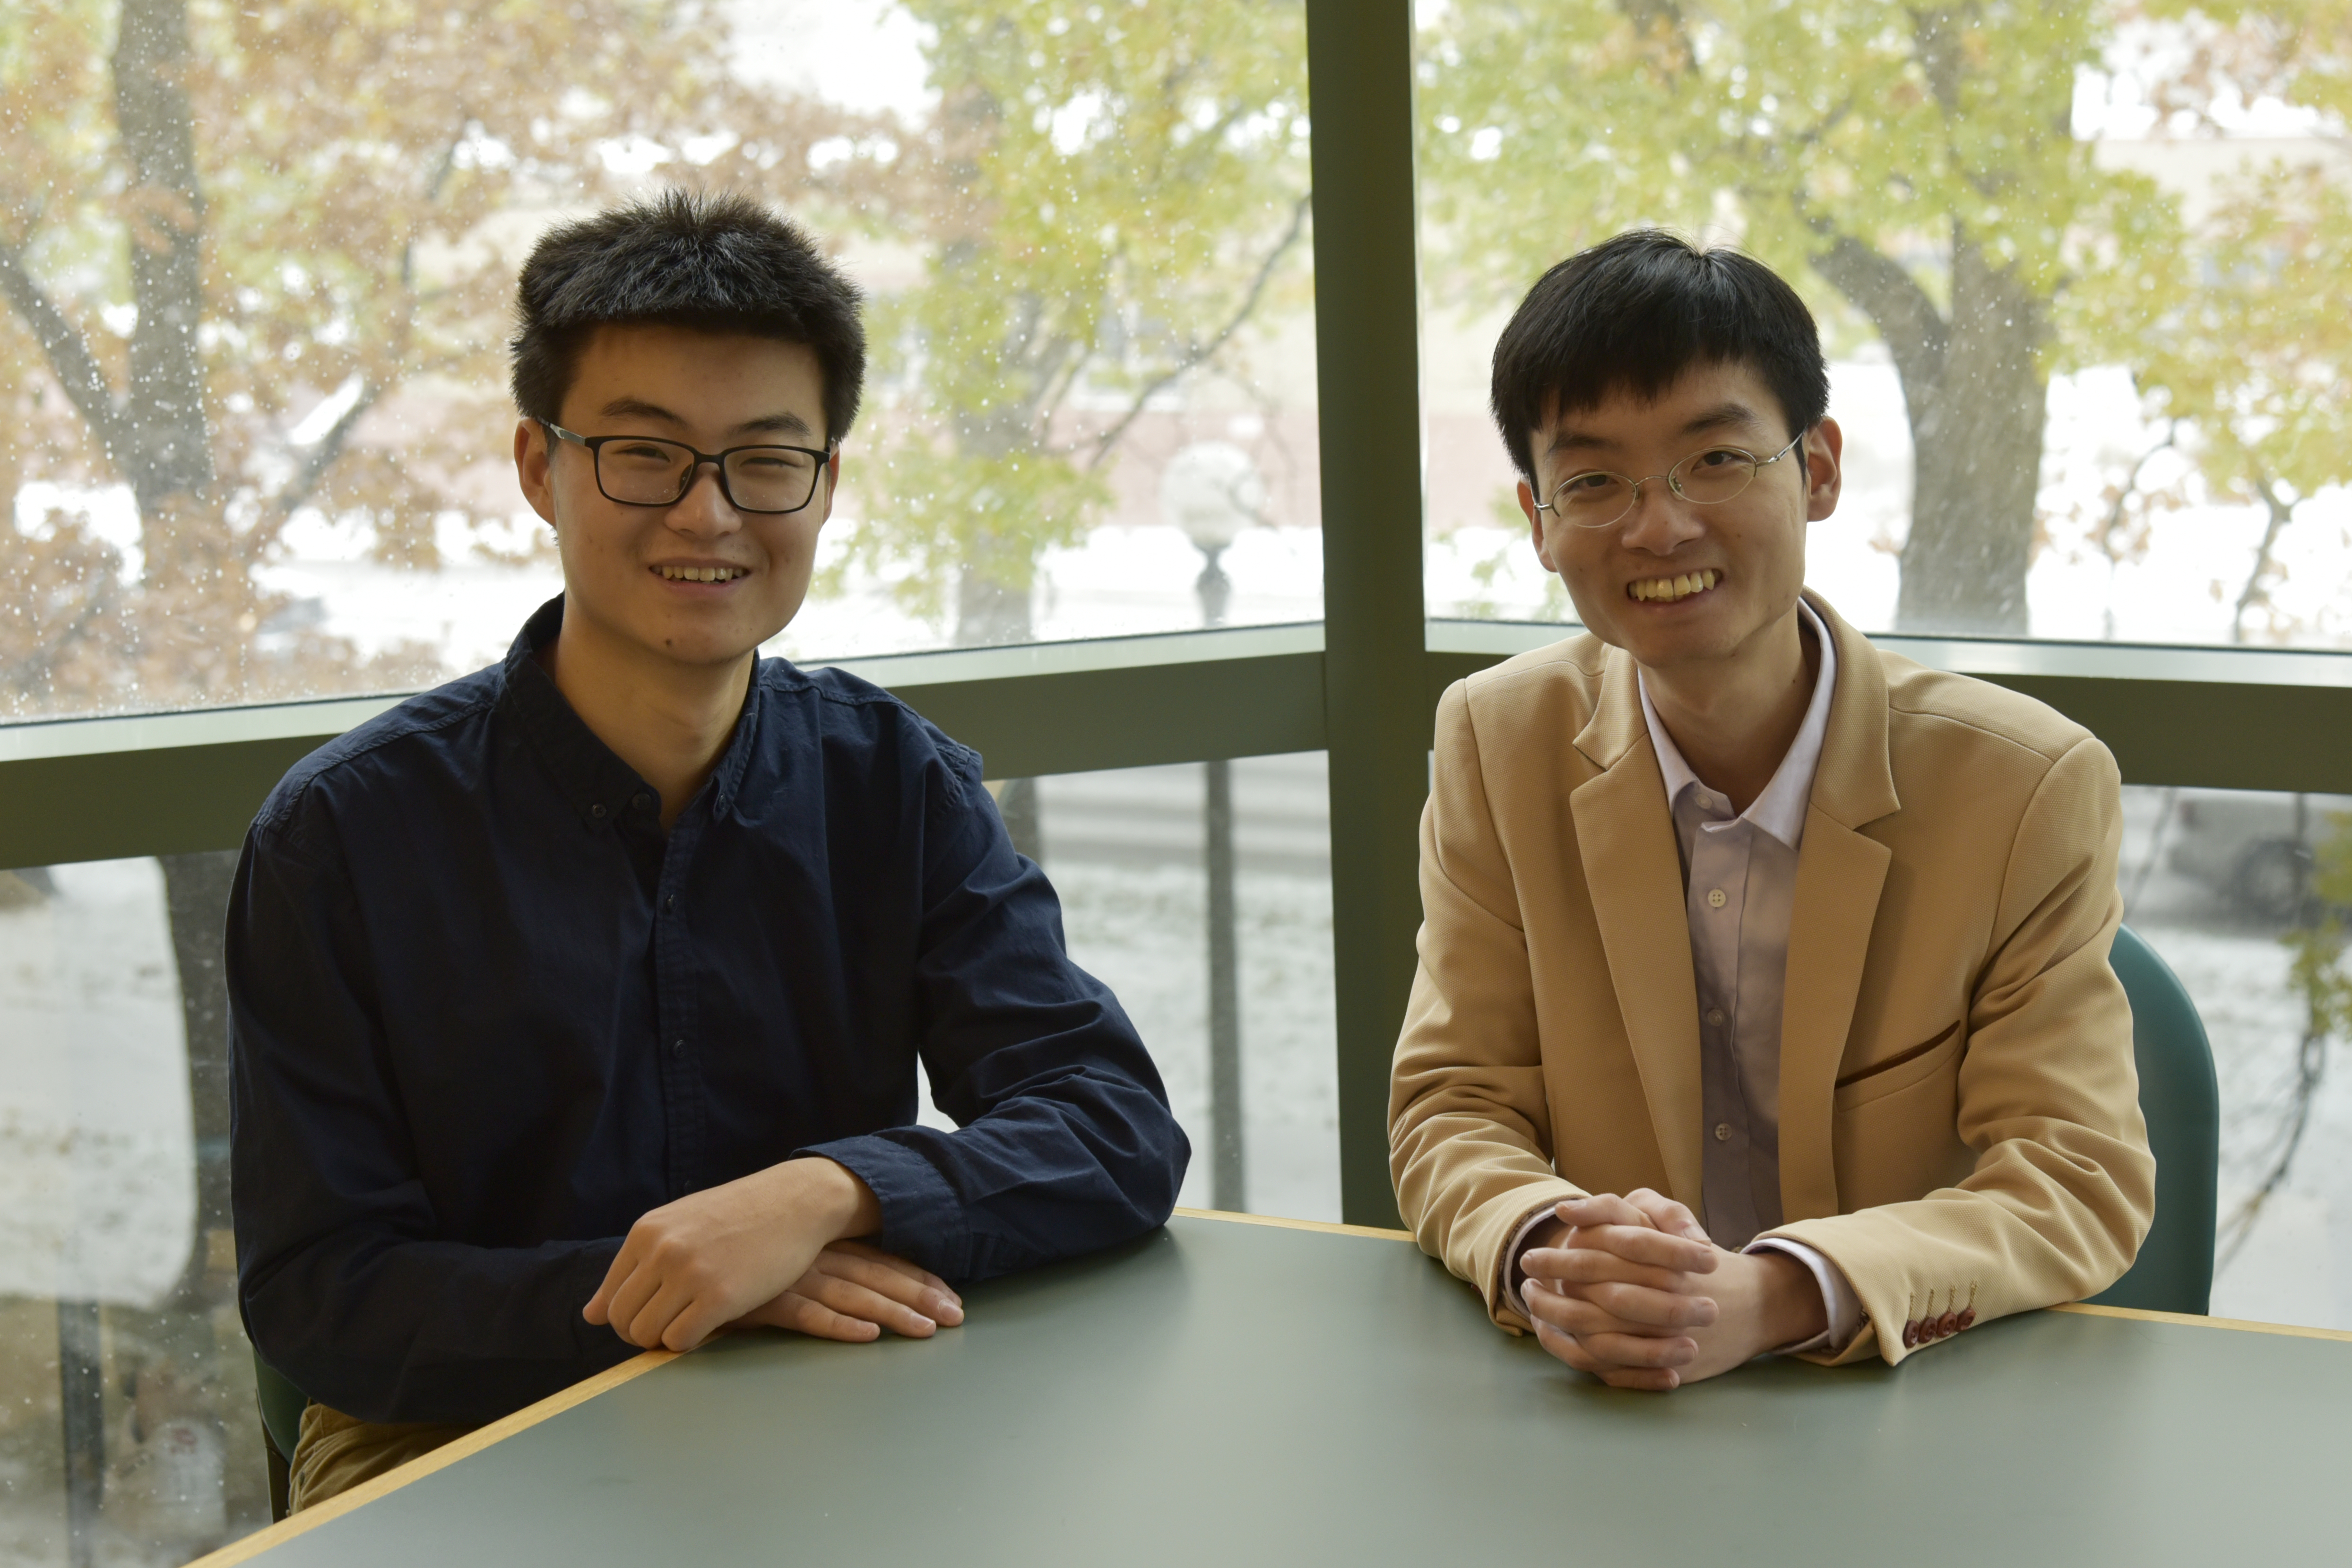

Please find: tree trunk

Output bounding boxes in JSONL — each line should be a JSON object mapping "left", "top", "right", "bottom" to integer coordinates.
{"left": 112, "top": 0, "right": 213, "bottom": 525}
{"left": 1894, "top": 237, "right": 2049, "bottom": 634}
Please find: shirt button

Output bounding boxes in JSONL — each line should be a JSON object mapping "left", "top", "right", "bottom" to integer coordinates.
{"left": 1714, "top": 1122, "right": 1732, "bottom": 1142}
{"left": 1706, "top": 1008, "right": 1726, "bottom": 1027}
{"left": 590, "top": 803, "right": 608, "bottom": 820}
{"left": 664, "top": 895, "right": 676, "bottom": 912}
{"left": 1707, "top": 888, "right": 1727, "bottom": 909}
{"left": 632, "top": 792, "right": 652, "bottom": 812}
{"left": 670, "top": 1038, "right": 686, "bottom": 1058}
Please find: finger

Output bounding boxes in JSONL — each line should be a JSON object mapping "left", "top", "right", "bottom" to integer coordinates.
{"left": 603, "top": 1256, "right": 667, "bottom": 1343}
{"left": 1530, "top": 1241, "right": 1715, "bottom": 1296}
{"left": 1529, "top": 1224, "right": 1713, "bottom": 1276}
{"left": 583, "top": 1232, "right": 650, "bottom": 1325}
{"left": 822, "top": 1243, "right": 963, "bottom": 1311}
{"left": 815, "top": 1250, "right": 964, "bottom": 1325}
{"left": 1533, "top": 1319, "right": 1682, "bottom": 1391}
{"left": 1553, "top": 1194, "right": 1653, "bottom": 1231}
{"left": 803, "top": 1275, "right": 940, "bottom": 1338}
{"left": 1574, "top": 1277, "right": 1721, "bottom": 1331}
{"left": 1566, "top": 1222, "right": 1718, "bottom": 1273}
{"left": 827, "top": 1240, "right": 951, "bottom": 1287}
{"left": 622, "top": 1277, "right": 698, "bottom": 1352}
{"left": 773, "top": 1293, "right": 884, "bottom": 1343}
{"left": 1623, "top": 1187, "right": 1711, "bottom": 1244}
{"left": 1528, "top": 1278, "right": 1712, "bottom": 1339}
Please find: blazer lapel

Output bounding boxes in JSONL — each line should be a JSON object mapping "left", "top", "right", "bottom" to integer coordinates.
{"left": 1571, "top": 650, "right": 1706, "bottom": 1209}
{"left": 1776, "top": 594, "right": 1902, "bottom": 1222}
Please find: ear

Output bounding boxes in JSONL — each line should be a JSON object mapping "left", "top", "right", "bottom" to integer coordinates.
{"left": 817, "top": 445, "right": 842, "bottom": 527}
{"left": 1803, "top": 417, "right": 1844, "bottom": 522}
{"left": 515, "top": 419, "right": 558, "bottom": 528}
{"left": 1521, "top": 478, "right": 1558, "bottom": 573}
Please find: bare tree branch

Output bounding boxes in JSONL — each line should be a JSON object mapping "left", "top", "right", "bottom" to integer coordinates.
{"left": 2233, "top": 472, "right": 2297, "bottom": 643}
{"left": 1807, "top": 228, "right": 1949, "bottom": 401}
{"left": 1084, "top": 190, "right": 1312, "bottom": 471}
{"left": 269, "top": 381, "right": 387, "bottom": 524}
{"left": 0, "top": 243, "right": 132, "bottom": 459}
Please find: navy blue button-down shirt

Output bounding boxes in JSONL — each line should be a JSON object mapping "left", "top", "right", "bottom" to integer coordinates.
{"left": 228, "top": 597, "right": 1188, "bottom": 1424}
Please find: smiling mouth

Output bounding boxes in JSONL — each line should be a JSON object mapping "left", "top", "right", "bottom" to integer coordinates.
{"left": 1628, "top": 569, "right": 1720, "bottom": 604}
{"left": 653, "top": 565, "right": 750, "bottom": 583}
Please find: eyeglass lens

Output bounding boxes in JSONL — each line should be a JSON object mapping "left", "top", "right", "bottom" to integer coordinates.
{"left": 1551, "top": 448, "right": 1762, "bottom": 528}
{"left": 596, "top": 438, "right": 821, "bottom": 513}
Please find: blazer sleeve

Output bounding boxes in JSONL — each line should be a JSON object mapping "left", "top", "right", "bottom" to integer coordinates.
{"left": 1389, "top": 680, "right": 1582, "bottom": 1330}
{"left": 1758, "top": 734, "right": 2156, "bottom": 1365}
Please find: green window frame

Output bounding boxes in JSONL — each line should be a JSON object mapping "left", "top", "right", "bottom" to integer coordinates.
{"left": 3, "top": 1, "right": 2349, "bottom": 1227}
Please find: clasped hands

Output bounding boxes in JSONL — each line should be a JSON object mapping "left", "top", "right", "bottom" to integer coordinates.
{"left": 583, "top": 1156, "right": 962, "bottom": 1353}
{"left": 1520, "top": 1189, "right": 1824, "bottom": 1391}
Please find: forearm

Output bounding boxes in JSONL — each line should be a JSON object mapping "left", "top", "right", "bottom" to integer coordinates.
{"left": 242, "top": 1230, "right": 635, "bottom": 1425}
{"left": 804, "top": 1068, "right": 1186, "bottom": 1282}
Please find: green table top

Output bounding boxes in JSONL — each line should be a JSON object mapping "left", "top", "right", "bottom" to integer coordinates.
{"left": 231, "top": 1214, "right": 2347, "bottom": 1566}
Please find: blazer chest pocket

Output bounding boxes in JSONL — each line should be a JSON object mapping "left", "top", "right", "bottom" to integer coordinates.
{"left": 1833, "top": 1020, "right": 1963, "bottom": 1112}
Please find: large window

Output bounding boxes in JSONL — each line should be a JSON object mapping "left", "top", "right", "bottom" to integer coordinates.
{"left": 3, "top": 5, "right": 2350, "bottom": 1563}
{"left": 1415, "top": 3, "right": 2352, "bottom": 649}
{"left": 2, "top": 0, "right": 1319, "bottom": 723}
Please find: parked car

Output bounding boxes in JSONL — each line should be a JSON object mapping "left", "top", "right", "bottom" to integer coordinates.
{"left": 2165, "top": 790, "right": 2352, "bottom": 922}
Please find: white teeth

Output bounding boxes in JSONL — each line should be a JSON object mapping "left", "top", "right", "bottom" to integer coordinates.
{"left": 656, "top": 565, "right": 744, "bottom": 582}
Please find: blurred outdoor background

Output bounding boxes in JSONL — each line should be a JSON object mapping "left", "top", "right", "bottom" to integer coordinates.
{"left": 4, "top": 0, "right": 2352, "bottom": 1561}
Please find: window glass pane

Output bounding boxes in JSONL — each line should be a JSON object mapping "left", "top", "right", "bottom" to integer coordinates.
{"left": 1416, "top": 3, "right": 2352, "bottom": 649}
{"left": 0, "top": 761, "right": 1333, "bottom": 1550}
{"left": 2121, "top": 786, "right": 2352, "bottom": 1330}
{"left": 2, "top": 0, "right": 1319, "bottom": 724}
{"left": 1, "top": 853, "right": 266, "bottom": 1561}
{"left": 917, "top": 754, "right": 1340, "bottom": 1220}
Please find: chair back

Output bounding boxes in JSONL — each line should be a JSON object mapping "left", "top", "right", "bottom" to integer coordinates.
{"left": 2085, "top": 924, "right": 2220, "bottom": 1315}
{"left": 253, "top": 1349, "right": 307, "bottom": 1464}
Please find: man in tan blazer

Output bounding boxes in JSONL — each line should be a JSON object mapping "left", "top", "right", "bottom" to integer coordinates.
{"left": 1390, "top": 230, "right": 2153, "bottom": 1388}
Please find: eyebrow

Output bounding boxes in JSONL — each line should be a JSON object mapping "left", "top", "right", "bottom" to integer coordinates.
{"left": 1542, "top": 399, "right": 1773, "bottom": 459}
{"left": 596, "top": 396, "right": 818, "bottom": 440}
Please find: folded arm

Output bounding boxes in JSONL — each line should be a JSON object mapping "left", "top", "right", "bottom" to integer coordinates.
{"left": 795, "top": 738, "right": 1190, "bottom": 1285}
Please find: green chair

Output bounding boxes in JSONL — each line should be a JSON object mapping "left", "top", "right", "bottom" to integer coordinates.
{"left": 2085, "top": 923, "right": 2219, "bottom": 1316}
{"left": 253, "top": 1350, "right": 308, "bottom": 1522}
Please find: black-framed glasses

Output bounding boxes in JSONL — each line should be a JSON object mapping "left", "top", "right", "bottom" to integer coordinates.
{"left": 1533, "top": 430, "right": 1807, "bottom": 530}
{"left": 541, "top": 422, "right": 834, "bottom": 515}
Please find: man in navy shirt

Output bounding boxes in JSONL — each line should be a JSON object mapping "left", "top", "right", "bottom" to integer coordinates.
{"left": 228, "top": 191, "right": 1189, "bottom": 1507}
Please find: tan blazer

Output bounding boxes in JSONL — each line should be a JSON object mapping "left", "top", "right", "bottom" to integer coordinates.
{"left": 1389, "top": 593, "right": 2154, "bottom": 1366}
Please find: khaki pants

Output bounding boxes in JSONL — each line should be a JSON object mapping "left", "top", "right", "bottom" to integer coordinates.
{"left": 288, "top": 1403, "right": 476, "bottom": 1513}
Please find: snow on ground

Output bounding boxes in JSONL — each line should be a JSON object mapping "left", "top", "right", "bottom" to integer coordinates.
{"left": 0, "top": 860, "right": 193, "bottom": 1307}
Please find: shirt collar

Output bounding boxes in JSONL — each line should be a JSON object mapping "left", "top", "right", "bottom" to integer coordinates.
{"left": 1636, "top": 597, "right": 1837, "bottom": 851}
{"left": 496, "top": 594, "right": 765, "bottom": 829}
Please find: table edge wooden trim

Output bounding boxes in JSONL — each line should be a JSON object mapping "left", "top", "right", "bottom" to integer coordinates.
{"left": 184, "top": 1348, "right": 679, "bottom": 1567}
{"left": 1174, "top": 1205, "right": 1414, "bottom": 1242}
{"left": 2051, "top": 1300, "right": 2352, "bottom": 1342}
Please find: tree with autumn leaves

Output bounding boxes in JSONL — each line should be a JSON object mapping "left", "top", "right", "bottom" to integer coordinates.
{"left": 1418, "top": 0, "right": 2352, "bottom": 639}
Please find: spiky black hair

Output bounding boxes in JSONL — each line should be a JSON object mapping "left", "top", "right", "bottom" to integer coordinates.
{"left": 1490, "top": 229, "right": 1828, "bottom": 481}
{"left": 509, "top": 188, "right": 865, "bottom": 442}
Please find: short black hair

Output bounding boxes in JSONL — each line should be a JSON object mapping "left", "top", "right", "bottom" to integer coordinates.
{"left": 510, "top": 188, "right": 866, "bottom": 443}
{"left": 1489, "top": 229, "right": 1828, "bottom": 481}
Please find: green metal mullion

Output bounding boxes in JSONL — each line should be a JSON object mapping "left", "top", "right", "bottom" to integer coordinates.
{"left": 1307, "top": 0, "right": 1427, "bottom": 1230}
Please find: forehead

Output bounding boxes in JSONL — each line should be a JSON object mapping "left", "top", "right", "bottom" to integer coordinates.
{"left": 563, "top": 323, "right": 826, "bottom": 427}
{"left": 1534, "top": 359, "right": 1787, "bottom": 463}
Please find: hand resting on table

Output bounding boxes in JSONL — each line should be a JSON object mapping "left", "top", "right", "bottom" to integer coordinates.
{"left": 1520, "top": 1189, "right": 1824, "bottom": 1391}
{"left": 583, "top": 1155, "right": 964, "bottom": 1352}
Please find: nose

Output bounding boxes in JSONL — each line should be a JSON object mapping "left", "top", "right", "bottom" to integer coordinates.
{"left": 1615, "top": 475, "right": 1705, "bottom": 556}
{"left": 666, "top": 462, "right": 743, "bottom": 538}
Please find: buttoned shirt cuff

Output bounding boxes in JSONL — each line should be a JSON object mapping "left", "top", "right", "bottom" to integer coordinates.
{"left": 797, "top": 1132, "right": 971, "bottom": 1280}
{"left": 1746, "top": 1238, "right": 1862, "bottom": 1355}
